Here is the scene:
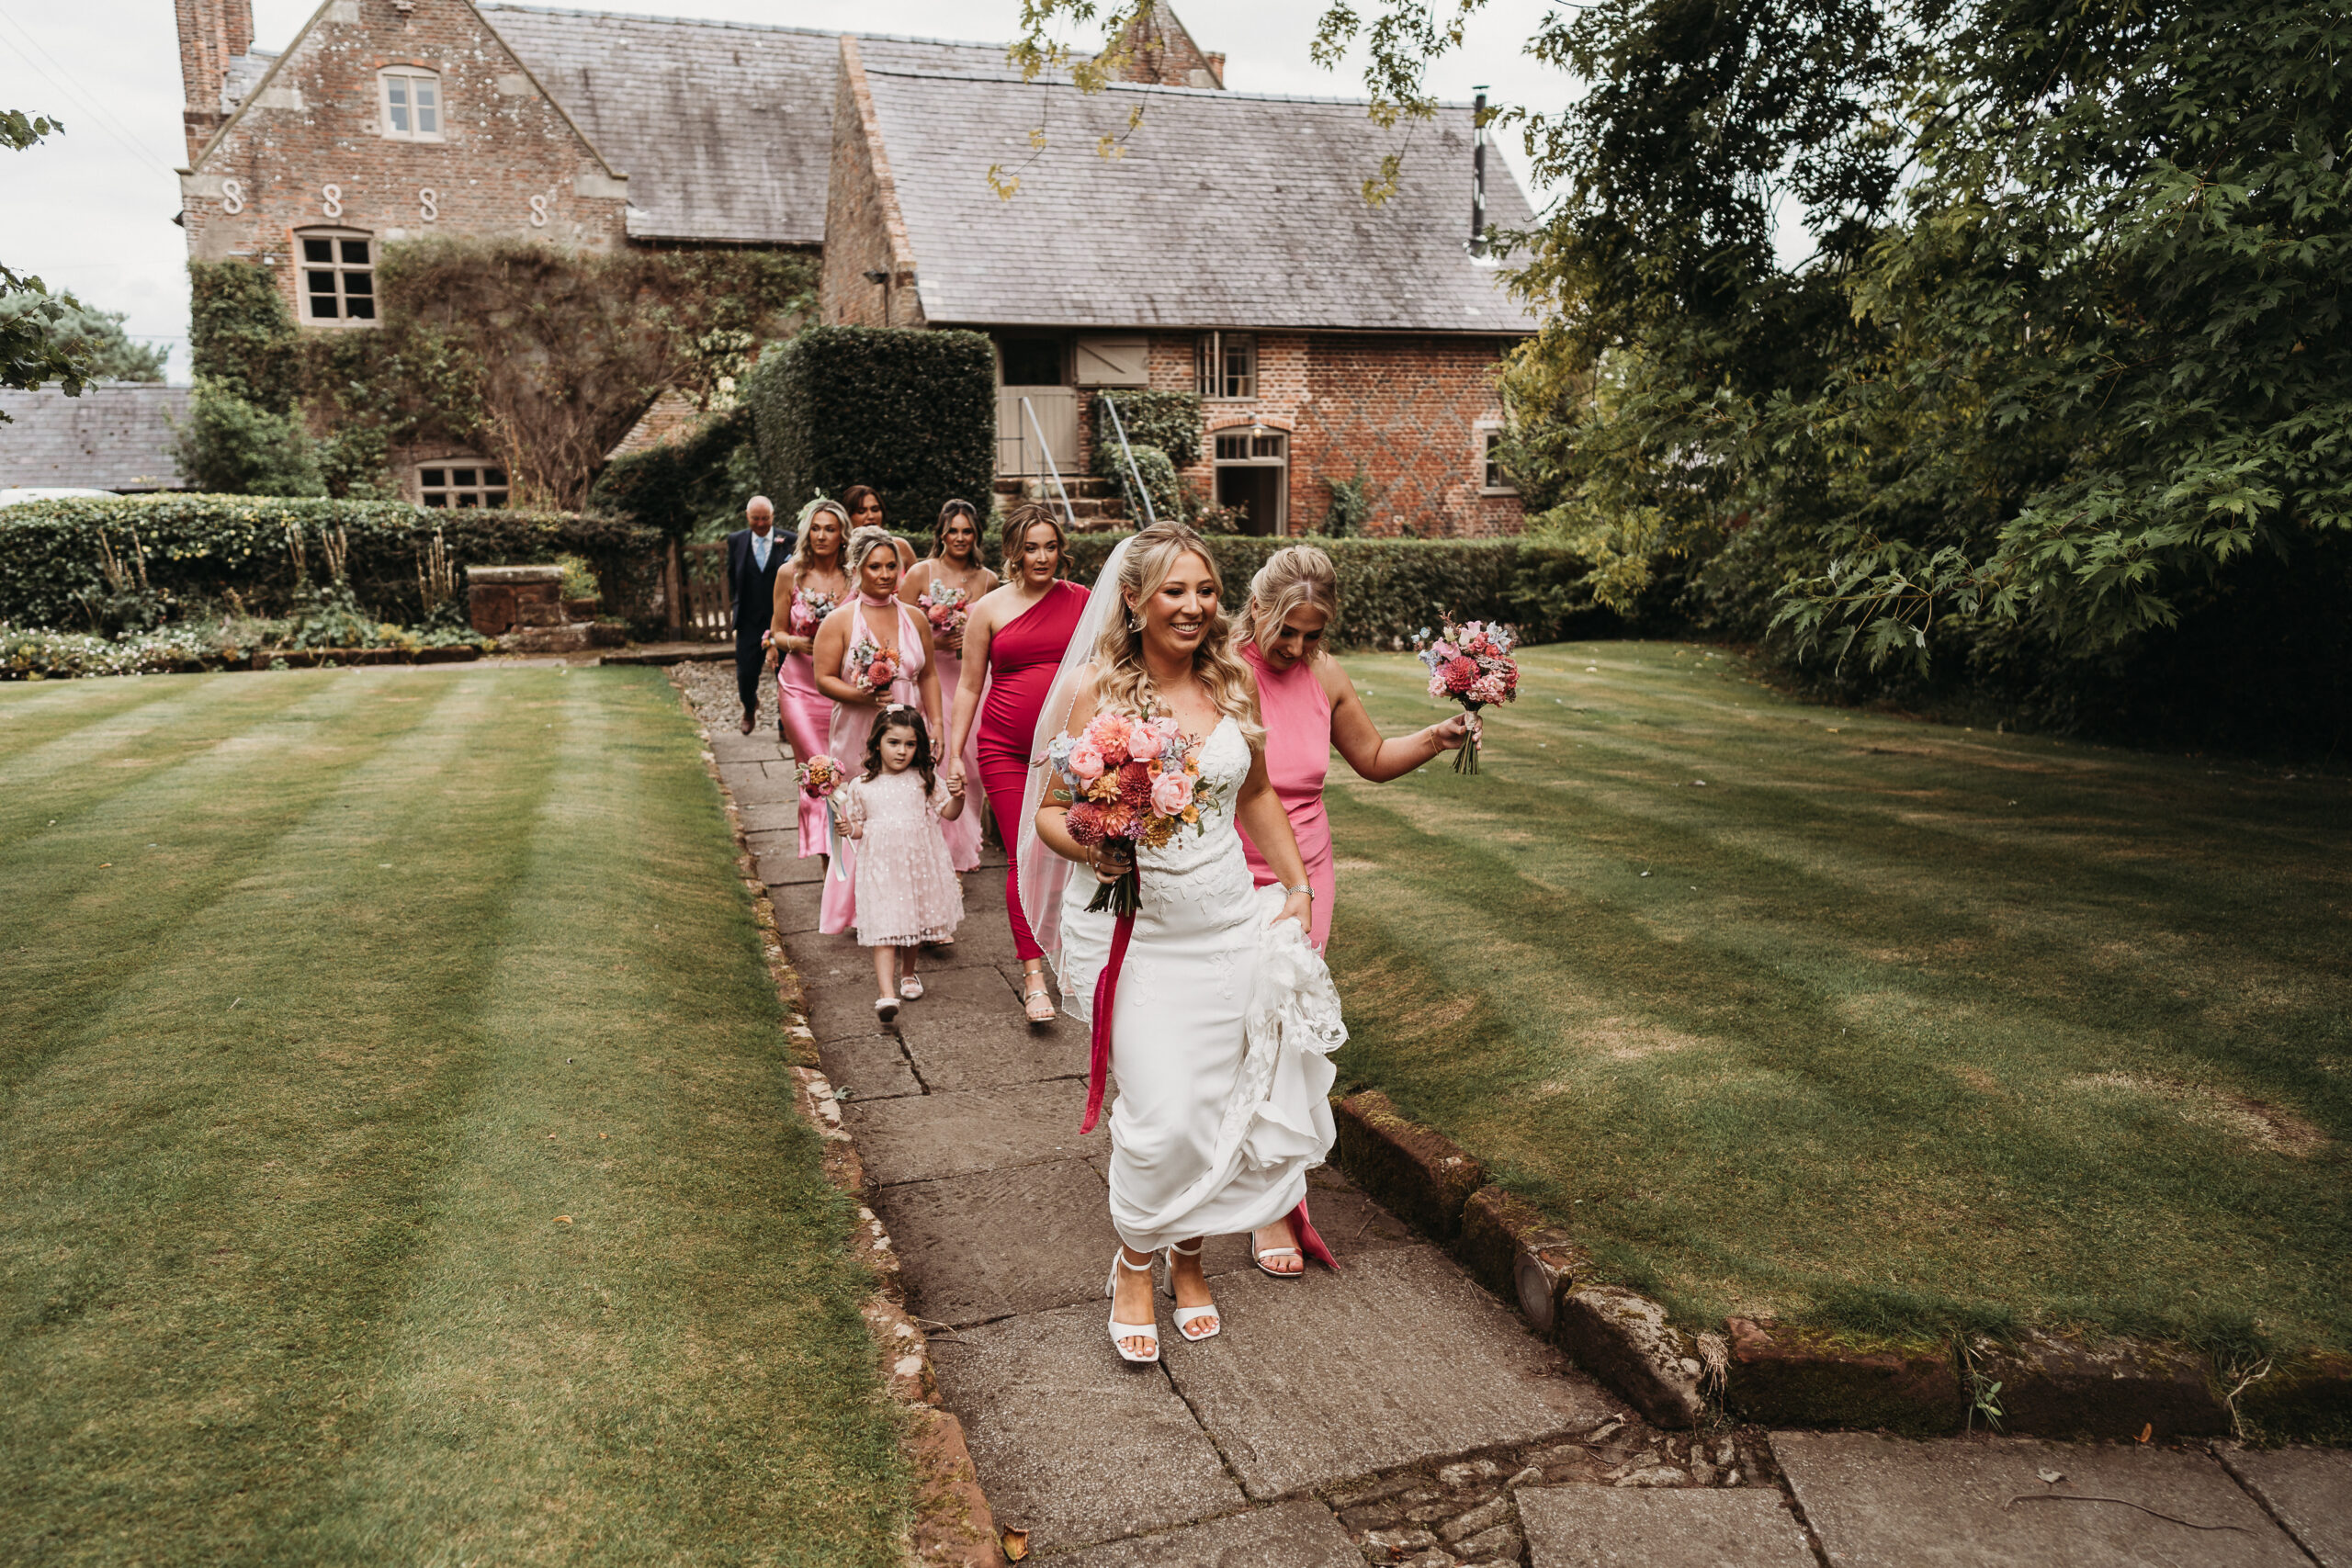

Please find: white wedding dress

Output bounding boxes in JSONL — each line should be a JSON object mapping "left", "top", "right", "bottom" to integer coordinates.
{"left": 1056, "top": 715, "right": 1348, "bottom": 1253}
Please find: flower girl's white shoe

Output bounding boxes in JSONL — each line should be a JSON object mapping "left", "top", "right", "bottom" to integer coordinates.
{"left": 1103, "top": 1248, "right": 1159, "bottom": 1363}
{"left": 1162, "top": 1240, "right": 1221, "bottom": 1341}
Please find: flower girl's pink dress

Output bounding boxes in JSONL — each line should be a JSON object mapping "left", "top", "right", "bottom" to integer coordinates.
{"left": 838, "top": 769, "right": 964, "bottom": 947}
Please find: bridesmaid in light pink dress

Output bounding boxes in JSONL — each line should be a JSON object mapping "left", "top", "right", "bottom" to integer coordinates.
{"left": 770, "top": 499, "right": 852, "bottom": 860}
{"left": 814, "top": 526, "right": 944, "bottom": 937}
{"left": 899, "top": 500, "right": 997, "bottom": 873}
{"left": 1235, "top": 546, "right": 1475, "bottom": 950}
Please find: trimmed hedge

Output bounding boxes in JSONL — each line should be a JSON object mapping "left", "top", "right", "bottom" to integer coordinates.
{"left": 745, "top": 326, "right": 995, "bottom": 528}
{"left": 0, "top": 496, "right": 662, "bottom": 630}
{"left": 588, "top": 405, "right": 752, "bottom": 540}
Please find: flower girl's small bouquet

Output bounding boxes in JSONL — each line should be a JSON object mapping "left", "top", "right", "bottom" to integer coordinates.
{"left": 847, "top": 628, "right": 900, "bottom": 699}
{"left": 1414, "top": 617, "right": 1519, "bottom": 773}
{"left": 915, "top": 583, "right": 968, "bottom": 646}
{"left": 797, "top": 754, "right": 844, "bottom": 800}
{"left": 1047, "top": 710, "right": 1219, "bottom": 917}
{"left": 788, "top": 588, "right": 839, "bottom": 637}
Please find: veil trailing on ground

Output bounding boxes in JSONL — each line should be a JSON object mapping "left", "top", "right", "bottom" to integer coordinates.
{"left": 1013, "top": 536, "right": 1136, "bottom": 971}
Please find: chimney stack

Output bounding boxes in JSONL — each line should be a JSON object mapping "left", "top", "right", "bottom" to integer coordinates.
{"left": 1468, "top": 87, "right": 1488, "bottom": 257}
{"left": 175, "top": 0, "right": 255, "bottom": 162}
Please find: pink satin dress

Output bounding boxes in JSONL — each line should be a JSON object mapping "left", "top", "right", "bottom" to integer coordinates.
{"left": 777, "top": 582, "right": 842, "bottom": 858}
{"left": 1238, "top": 642, "right": 1337, "bottom": 951}
{"left": 819, "top": 596, "right": 926, "bottom": 937}
{"left": 928, "top": 639, "right": 986, "bottom": 873}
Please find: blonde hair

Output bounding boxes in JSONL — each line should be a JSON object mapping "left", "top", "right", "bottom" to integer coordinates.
{"left": 1234, "top": 544, "right": 1340, "bottom": 654}
{"left": 846, "top": 525, "right": 899, "bottom": 579}
{"left": 999, "top": 501, "right": 1067, "bottom": 581}
{"left": 1091, "top": 521, "right": 1263, "bottom": 748}
{"left": 791, "top": 499, "right": 851, "bottom": 573}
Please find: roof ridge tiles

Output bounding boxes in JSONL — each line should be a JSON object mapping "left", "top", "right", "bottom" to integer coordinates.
{"left": 477, "top": 2, "right": 1012, "bottom": 54}
{"left": 855, "top": 63, "right": 1484, "bottom": 111}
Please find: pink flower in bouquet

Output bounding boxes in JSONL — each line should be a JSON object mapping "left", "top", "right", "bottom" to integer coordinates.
{"left": 1067, "top": 739, "right": 1105, "bottom": 783}
{"left": 1432, "top": 639, "right": 1460, "bottom": 661}
{"left": 1083, "top": 712, "right": 1132, "bottom": 767}
{"left": 1126, "top": 720, "right": 1165, "bottom": 761}
{"left": 1116, "top": 760, "right": 1154, "bottom": 810}
{"left": 1469, "top": 673, "right": 1511, "bottom": 705}
{"left": 1068, "top": 801, "right": 1109, "bottom": 846}
{"left": 1428, "top": 671, "right": 1453, "bottom": 701}
{"left": 1149, "top": 771, "right": 1193, "bottom": 815}
{"left": 867, "top": 654, "right": 898, "bottom": 688}
{"left": 1442, "top": 656, "right": 1480, "bottom": 692}
{"left": 789, "top": 604, "right": 815, "bottom": 635}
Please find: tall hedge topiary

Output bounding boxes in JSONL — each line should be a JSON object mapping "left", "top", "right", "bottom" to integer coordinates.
{"left": 745, "top": 326, "right": 995, "bottom": 528}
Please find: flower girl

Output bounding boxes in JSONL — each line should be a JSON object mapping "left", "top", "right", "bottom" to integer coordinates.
{"left": 834, "top": 705, "right": 967, "bottom": 1021}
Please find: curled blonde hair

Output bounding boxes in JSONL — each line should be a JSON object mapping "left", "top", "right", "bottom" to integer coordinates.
{"left": 1233, "top": 544, "right": 1340, "bottom": 654}
{"left": 1091, "top": 522, "right": 1263, "bottom": 748}
{"left": 790, "top": 498, "right": 851, "bottom": 573}
{"left": 999, "top": 501, "right": 1067, "bottom": 581}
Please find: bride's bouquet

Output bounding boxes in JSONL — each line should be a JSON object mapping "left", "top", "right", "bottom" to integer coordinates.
{"left": 1414, "top": 617, "right": 1519, "bottom": 773}
{"left": 1047, "top": 710, "right": 1218, "bottom": 917}
{"left": 915, "top": 583, "right": 968, "bottom": 646}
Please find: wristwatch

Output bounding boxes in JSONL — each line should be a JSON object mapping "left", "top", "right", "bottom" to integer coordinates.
{"left": 1282, "top": 884, "right": 1313, "bottom": 899}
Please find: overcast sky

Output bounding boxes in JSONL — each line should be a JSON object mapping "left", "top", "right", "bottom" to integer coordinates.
{"left": 0, "top": 0, "right": 1571, "bottom": 384}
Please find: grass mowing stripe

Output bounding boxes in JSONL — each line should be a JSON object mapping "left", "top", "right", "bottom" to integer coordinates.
{"left": 1, "top": 667, "right": 909, "bottom": 1566}
{"left": 0, "top": 673, "right": 453, "bottom": 1100}
{"left": 303, "top": 669, "right": 906, "bottom": 1565}
{"left": 0, "top": 669, "right": 560, "bottom": 1562}
{"left": 0, "top": 673, "right": 300, "bottom": 801}
{"left": 1325, "top": 645, "right": 2349, "bottom": 1359}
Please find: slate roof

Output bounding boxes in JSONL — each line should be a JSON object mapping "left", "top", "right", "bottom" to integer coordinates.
{"left": 479, "top": 5, "right": 1012, "bottom": 245}
{"left": 867, "top": 70, "right": 1537, "bottom": 333}
{"left": 0, "top": 387, "right": 190, "bottom": 491}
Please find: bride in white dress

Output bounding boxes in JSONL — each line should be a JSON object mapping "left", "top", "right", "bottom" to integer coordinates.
{"left": 1020, "top": 523, "right": 1346, "bottom": 1363}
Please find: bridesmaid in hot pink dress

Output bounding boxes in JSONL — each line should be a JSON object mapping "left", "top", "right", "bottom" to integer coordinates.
{"left": 770, "top": 499, "right": 852, "bottom": 860}
{"left": 947, "top": 502, "right": 1088, "bottom": 1022}
{"left": 899, "top": 499, "right": 998, "bottom": 873}
{"left": 815, "top": 527, "right": 945, "bottom": 936}
{"left": 1235, "top": 545, "right": 1475, "bottom": 950}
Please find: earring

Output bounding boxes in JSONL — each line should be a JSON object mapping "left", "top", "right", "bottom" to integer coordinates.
{"left": 1128, "top": 615, "right": 1140, "bottom": 631}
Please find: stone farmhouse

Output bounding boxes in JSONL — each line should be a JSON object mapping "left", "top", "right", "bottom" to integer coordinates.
{"left": 174, "top": 0, "right": 1535, "bottom": 534}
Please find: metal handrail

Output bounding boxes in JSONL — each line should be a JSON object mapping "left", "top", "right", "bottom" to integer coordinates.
{"left": 1097, "top": 394, "right": 1159, "bottom": 528}
{"left": 1020, "top": 396, "right": 1078, "bottom": 534}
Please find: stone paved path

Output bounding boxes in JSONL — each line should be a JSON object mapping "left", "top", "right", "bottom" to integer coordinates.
{"left": 680, "top": 687, "right": 2349, "bottom": 1568}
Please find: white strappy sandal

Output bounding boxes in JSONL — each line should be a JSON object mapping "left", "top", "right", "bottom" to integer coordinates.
{"left": 1163, "top": 1241, "right": 1221, "bottom": 1342}
{"left": 1252, "top": 1224, "right": 1305, "bottom": 1279}
{"left": 1103, "top": 1248, "right": 1159, "bottom": 1363}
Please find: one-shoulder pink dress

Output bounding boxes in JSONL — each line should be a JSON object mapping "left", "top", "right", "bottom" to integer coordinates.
{"left": 1238, "top": 642, "right": 1337, "bottom": 951}
{"left": 819, "top": 596, "right": 926, "bottom": 937}
{"left": 976, "top": 580, "right": 1090, "bottom": 962}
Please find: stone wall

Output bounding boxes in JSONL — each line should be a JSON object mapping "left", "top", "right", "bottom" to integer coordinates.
{"left": 176, "top": 0, "right": 255, "bottom": 161}
{"left": 819, "top": 37, "right": 923, "bottom": 331}
{"left": 176, "top": 0, "right": 630, "bottom": 324}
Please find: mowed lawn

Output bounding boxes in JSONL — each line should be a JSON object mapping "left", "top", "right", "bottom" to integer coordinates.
{"left": 0, "top": 667, "right": 906, "bottom": 1565}
{"left": 1328, "top": 642, "right": 2349, "bottom": 1362}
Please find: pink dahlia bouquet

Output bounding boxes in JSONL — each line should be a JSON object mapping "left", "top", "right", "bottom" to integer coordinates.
{"left": 787, "top": 587, "right": 839, "bottom": 637}
{"left": 1414, "top": 617, "right": 1519, "bottom": 773}
{"left": 797, "top": 754, "right": 845, "bottom": 799}
{"left": 847, "top": 626, "right": 901, "bottom": 699}
{"left": 1046, "top": 709, "right": 1220, "bottom": 917}
{"left": 915, "top": 583, "right": 969, "bottom": 646}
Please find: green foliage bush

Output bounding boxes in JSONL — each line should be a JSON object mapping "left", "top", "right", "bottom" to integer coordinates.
{"left": 0, "top": 622, "right": 225, "bottom": 679}
{"left": 746, "top": 326, "right": 995, "bottom": 527}
{"left": 174, "top": 378, "right": 325, "bottom": 497}
{"left": 1098, "top": 389, "right": 1202, "bottom": 466}
{"left": 588, "top": 405, "right": 753, "bottom": 540}
{"left": 1091, "top": 439, "right": 1182, "bottom": 525}
{"left": 0, "top": 496, "right": 662, "bottom": 630}
{"left": 187, "top": 259, "right": 301, "bottom": 413}
{"left": 1321, "top": 470, "right": 1375, "bottom": 537}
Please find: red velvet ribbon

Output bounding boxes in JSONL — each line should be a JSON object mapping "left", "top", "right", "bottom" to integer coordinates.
{"left": 1080, "top": 911, "right": 1135, "bottom": 1134}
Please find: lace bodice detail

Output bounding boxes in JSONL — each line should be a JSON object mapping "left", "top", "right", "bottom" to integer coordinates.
{"left": 1136, "top": 715, "right": 1251, "bottom": 882}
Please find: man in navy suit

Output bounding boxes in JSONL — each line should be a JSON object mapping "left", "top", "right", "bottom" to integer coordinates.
{"left": 725, "top": 495, "right": 792, "bottom": 734}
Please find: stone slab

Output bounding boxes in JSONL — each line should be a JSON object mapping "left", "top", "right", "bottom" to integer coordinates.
{"left": 772, "top": 879, "right": 821, "bottom": 934}
{"left": 709, "top": 735, "right": 789, "bottom": 765}
{"left": 1162, "top": 1245, "right": 1610, "bottom": 1498}
{"left": 1774, "top": 1430, "right": 2310, "bottom": 1567}
{"left": 1521, "top": 1485, "right": 1815, "bottom": 1568}
{"left": 849, "top": 1082, "right": 1105, "bottom": 1186}
{"left": 1035, "top": 1500, "right": 1360, "bottom": 1566}
{"left": 757, "top": 852, "right": 825, "bottom": 886}
{"left": 931, "top": 1301, "right": 1244, "bottom": 1551}
{"left": 2218, "top": 1447, "right": 2352, "bottom": 1567}
{"left": 876, "top": 1157, "right": 1117, "bottom": 1327}
{"left": 1084, "top": 1161, "right": 1417, "bottom": 1279}
{"left": 817, "top": 1032, "right": 923, "bottom": 1101}
{"left": 735, "top": 799, "right": 798, "bottom": 834}
{"left": 900, "top": 964, "right": 1088, "bottom": 1090}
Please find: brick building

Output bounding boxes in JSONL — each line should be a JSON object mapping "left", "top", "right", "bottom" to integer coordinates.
{"left": 173, "top": 0, "right": 1534, "bottom": 533}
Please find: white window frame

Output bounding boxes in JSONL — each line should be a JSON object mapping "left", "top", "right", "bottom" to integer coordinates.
{"left": 296, "top": 230, "right": 378, "bottom": 327}
{"left": 1210, "top": 425, "right": 1287, "bottom": 535}
{"left": 1476, "top": 421, "right": 1518, "bottom": 495}
{"left": 1194, "top": 331, "right": 1256, "bottom": 400}
{"left": 378, "top": 67, "right": 444, "bottom": 142}
{"left": 416, "top": 458, "right": 511, "bottom": 509}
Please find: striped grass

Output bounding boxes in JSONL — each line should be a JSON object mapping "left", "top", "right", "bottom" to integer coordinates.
{"left": 0, "top": 666, "right": 906, "bottom": 1565}
{"left": 1328, "top": 642, "right": 2349, "bottom": 1359}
